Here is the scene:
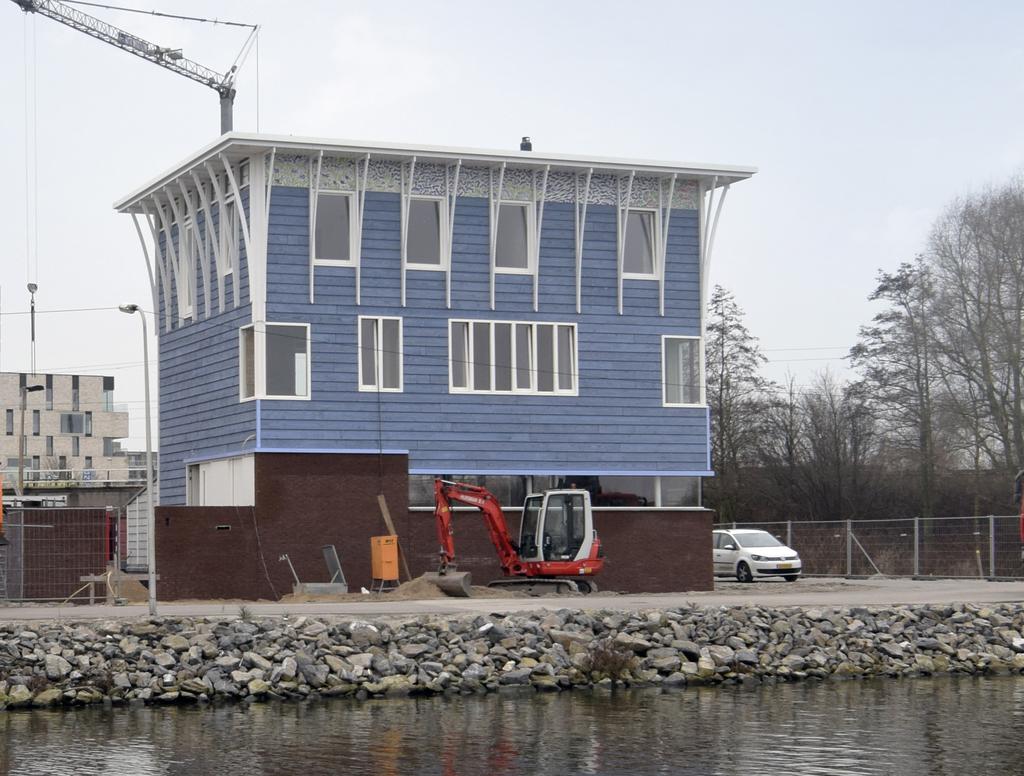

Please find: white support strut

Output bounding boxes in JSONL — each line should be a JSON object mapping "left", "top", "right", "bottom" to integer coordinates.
{"left": 178, "top": 180, "right": 210, "bottom": 319}
{"left": 139, "top": 202, "right": 172, "bottom": 332}
{"left": 308, "top": 151, "right": 323, "bottom": 304}
{"left": 574, "top": 168, "right": 592, "bottom": 315}
{"left": 488, "top": 162, "right": 507, "bottom": 311}
{"left": 445, "top": 159, "right": 461, "bottom": 309}
{"left": 205, "top": 161, "right": 238, "bottom": 309}
{"left": 399, "top": 155, "right": 416, "bottom": 308}
{"left": 702, "top": 181, "right": 730, "bottom": 314}
{"left": 130, "top": 211, "right": 161, "bottom": 330}
{"left": 355, "top": 153, "right": 370, "bottom": 307}
{"left": 219, "top": 154, "right": 253, "bottom": 278}
{"left": 617, "top": 170, "right": 636, "bottom": 315}
{"left": 658, "top": 173, "right": 677, "bottom": 317}
{"left": 533, "top": 165, "right": 550, "bottom": 312}
{"left": 157, "top": 190, "right": 189, "bottom": 324}
{"left": 191, "top": 170, "right": 225, "bottom": 314}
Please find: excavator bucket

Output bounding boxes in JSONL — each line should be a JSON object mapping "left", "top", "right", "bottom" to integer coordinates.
{"left": 423, "top": 571, "right": 472, "bottom": 597}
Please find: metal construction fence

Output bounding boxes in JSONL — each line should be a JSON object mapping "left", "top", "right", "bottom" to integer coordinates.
{"left": 0, "top": 507, "right": 121, "bottom": 602}
{"left": 717, "top": 515, "right": 1024, "bottom": 579}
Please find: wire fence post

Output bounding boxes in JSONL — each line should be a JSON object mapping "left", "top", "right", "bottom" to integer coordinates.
{"left": 989, "top": 515, "right": 996, "bottom": 578}
{"left": 846, "top": 519, "right": 852, "bottom": 576}
{"left": 913, "top": 517, "right": 920, "bottom": 577}
{"left": 786, "top": 520, "right": 792, "bottom": 548}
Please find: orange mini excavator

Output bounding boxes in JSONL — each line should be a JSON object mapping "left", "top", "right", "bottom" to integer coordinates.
{"left": 429, "top": 478, "right": 604, "bottom": 597}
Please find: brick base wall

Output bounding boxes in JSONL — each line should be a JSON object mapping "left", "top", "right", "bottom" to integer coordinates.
{"left": 154, "top": 455, "right": 712, "bottom": 600}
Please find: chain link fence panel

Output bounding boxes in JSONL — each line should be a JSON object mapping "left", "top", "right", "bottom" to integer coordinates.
{"left": 717, "top": 515, "right": 1024, "bottom": 579}
{"left": 0, "top": 507, "right": 116, "bottom": 602}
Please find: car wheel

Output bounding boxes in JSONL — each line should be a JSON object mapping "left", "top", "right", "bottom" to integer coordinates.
{"left": 783, "top": 575, "right": 799, "bottom": 583}
{"left": 736, "top": 562, "right": 753, "bottom": 583}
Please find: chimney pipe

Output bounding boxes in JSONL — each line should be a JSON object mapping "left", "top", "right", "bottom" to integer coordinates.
{"left": 520, "top": 136, "right": 532, "bottom": 152}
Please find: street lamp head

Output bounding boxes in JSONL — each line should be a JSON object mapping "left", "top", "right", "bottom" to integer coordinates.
{"left": 27, "top": 282, "right": 37, "bottom": 294}
{"left": 119, "top": 303, "right": 140, "bottom": 314}
{"left": 25, "top": 385, "right": 44, "bottom": 392}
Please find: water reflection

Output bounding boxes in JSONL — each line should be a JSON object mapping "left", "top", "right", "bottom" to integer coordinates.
{"left": 3, "top": 676, "right": 1024, "bottom": 775}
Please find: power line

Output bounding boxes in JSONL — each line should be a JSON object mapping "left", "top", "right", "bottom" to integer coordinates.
{"left": 0, "top": 306, "right": 153, "bottom": 316}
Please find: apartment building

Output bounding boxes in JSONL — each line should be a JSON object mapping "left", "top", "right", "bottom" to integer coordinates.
{"left": 0, "top": 372, "right": 131, "bottom": 487}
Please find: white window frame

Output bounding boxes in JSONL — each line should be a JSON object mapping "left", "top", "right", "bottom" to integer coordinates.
{"left": 622, "top": 207, "right": 660, "bottom": 281}
{"left": 448, "top": 319, "right": 578, "bottom": 396}
{"left": 405, "top": 195, "right": 448, "bottom": 272}
{"left": 358, "top": 316, "right": 404, "bottom": 393}
{"left": 313, "top": 190, "right": 358, "bottom": 266}
{"left": 180, "top": 221, "right": 195, "bottom": 319}
{"left": 494, "top": 201, "right": 536, "bottom": 276}
{"left": 239, "top": 322, "right": 312, "bottom": 402}
{"left": 220, "top": 197, "right": 238, "bottom": 277}
{"left": 661, "top": 334, "right": 705, "bottom": 407}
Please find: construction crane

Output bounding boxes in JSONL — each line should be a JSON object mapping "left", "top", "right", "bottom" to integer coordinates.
{"left": 10, "top": 0, "right": 257, "bottom": 134}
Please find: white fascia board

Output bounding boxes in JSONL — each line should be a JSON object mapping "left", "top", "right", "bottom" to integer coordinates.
{"left": 114, "top": 132, "right": 758, "bottom": 213}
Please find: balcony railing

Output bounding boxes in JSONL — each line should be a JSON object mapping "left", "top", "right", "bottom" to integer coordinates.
{"left": 0, "top": 467, "right": 148, "bottom": 488}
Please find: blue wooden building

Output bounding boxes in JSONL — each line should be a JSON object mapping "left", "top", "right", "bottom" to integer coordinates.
{"left": 116, "top": 134, "right": 754, "bottom": 511}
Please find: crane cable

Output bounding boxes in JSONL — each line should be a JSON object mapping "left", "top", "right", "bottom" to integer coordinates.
{"left": 60, "top": 1, "right": 256, "bottom": 29}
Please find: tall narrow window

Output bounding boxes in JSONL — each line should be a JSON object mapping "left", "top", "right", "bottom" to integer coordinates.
{"left": 451, "top": 321, "right": 468, "bottom": 389}
{"left": 407, "top": 198, "right": 443, "bottom": 269}
{"left": 222, "top": 199, "right": 238, "bottom": 275}
{"left": 358, "top": 317, "right": 403, "bottom": 392}
{"left": 623, "top": 209, "right": 657, "bottom": 277}
{"left": 103, "top": 438, "right": 114, "bottom": 457}
{"left": 45, "top": 374, "right": 53, "bottom": 410}
{"left": 663, "top": 336, "right": 702, "bottom": 406}
{"left": 45, "top": 436, "right": 54, "bottom": 456}
{"left": 495, "top": 203, "right": 530, "bottom": 272}
{"left": 32, "top": 410, "right": 40, "bottom": 436}
{"left": 5, "top": 409, "right": 12, "bottom": 435}
{"left": 72, "top": 375, "right": 80, "bottom": 411}
{"left": 84, "top": 411, "right": 93, "bottom": 437}
{"left": 314, "top": 192, "right": 352, "bottom": 263}
{"left": 472, "top": 321, "right": 491, "bottom": 391}
{"left": 240, "top": 326, "right": 255, "bottom": 399}
{"left": 449, "top": 320, "right": 577, "bottom": 395}
{"left": 180, "top": 223, "right": 195, "bottom": 317}
{"left": 72, "top": 436, "right": 80, "bottom": 457}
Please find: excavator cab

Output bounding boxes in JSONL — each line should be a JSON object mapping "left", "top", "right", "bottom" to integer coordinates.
{"left": 518, "top": 490, "right": 595, "bottom": 563}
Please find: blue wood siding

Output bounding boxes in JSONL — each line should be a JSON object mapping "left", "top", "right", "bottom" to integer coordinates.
{"left": 157, "top": 304, "right": 256, "bottom": 503}
{"left": 257, "top": 186, "right": 708, "bottom": 477}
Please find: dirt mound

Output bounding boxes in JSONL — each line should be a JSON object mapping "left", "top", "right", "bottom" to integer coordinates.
{"left": 390, "top": 576, "right": 448, "bottom": 600}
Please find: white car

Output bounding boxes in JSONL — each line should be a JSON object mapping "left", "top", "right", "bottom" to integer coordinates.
{"left": 712, "top": 528, "right": 802, "bottom": 582}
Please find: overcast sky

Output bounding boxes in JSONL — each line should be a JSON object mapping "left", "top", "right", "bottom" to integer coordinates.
{"left": 1, "top": 0, "right": 1022, "bottom": 448}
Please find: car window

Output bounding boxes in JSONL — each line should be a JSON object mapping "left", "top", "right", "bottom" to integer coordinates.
{"left": 713, "top": 533, "right": 723, "bottom": 549}
{"left": 735, "top": 531, "right": 784, "bottom": 548}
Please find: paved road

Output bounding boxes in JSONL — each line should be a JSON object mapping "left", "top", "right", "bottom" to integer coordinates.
{"left": 4, "top": 578, "right": 1024, "bottom": 622}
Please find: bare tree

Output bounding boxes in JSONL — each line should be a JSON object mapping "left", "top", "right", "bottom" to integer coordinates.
{"left": 928, "top": 179, "right": 1024, "bottom": 475}
{"left": 704, "top": 286, "right": 771, "bottom": 521}
{"left": 850, "top": 260, "right": 942, "bottom": 516}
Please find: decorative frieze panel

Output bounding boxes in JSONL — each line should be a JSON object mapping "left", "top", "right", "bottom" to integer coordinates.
{"left": 273, "top": 154, "right": 700, "bottom": 209}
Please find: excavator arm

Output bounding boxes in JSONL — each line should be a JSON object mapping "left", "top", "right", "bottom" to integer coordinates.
{"left": 434, "top": 479, "right": 522, "bottom": 576}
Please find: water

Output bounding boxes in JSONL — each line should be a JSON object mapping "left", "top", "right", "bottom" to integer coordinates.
{"left": 3, "top": 676, "right": 1024, "bottom": 775}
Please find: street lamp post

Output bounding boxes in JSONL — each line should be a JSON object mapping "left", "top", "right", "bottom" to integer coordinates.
{"left": 119, "top": 303, "right": 157, "bottom": 615}
{"left": 17, "top": 384, "right": 44, "bottom": 496}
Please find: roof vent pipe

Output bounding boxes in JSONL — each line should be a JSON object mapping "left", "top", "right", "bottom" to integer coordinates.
{"left": 520, "top": 137, "right": 532, "bottom": 151}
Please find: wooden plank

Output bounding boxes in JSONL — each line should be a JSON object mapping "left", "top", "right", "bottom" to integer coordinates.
{"left": 377, "top": 494, "right": 413, "bottom": 582}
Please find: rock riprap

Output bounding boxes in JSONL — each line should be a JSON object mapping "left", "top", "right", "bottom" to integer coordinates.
{"left": 3, "top": 603, "right": 1024, "bottom": 709}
